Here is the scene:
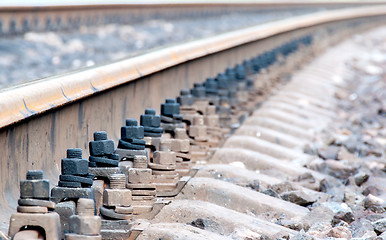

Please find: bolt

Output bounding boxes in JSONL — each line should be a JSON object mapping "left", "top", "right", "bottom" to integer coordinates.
{"left": 77, "top": 198, "right": 95, "bottom": 216}
{"left": 133, "top": 155, "right": 147, "bottom": 168}
{"left": 126, "top": 119, "right": 138, "bottom": 126}
{"left": 175, "top": 128, "right": 187, "bottom": 139}
{"left": 166, "top": 98, "right": 176, "bottom": 104}
{"left": 67, "top": 148, "right": 82, "bottom": 159}
{"left": 94, "top": 131, "right": 108, "bottom": 141}
{"left": 180, "top": 89, "right": 190, "bottom": 96}
{"left": 207, "top": 106, "right": 216, "bottom": 115}
{"left": 193, "top": 115, "right": 204, "bottom": 126}
{"left": 26, "top": 170, "right": 43, "bottom": 180}
{"left": 145, "top": 108, "right": 156, "bottom": 115}
{"left": 160, "top": 139, "right": 172, "bottom": 151}
{"left": 110, "top": 174, "right": 126, "bottom": 189}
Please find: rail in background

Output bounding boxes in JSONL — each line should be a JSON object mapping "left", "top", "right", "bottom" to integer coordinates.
{"left": 0, "top": 1, "right": 383, "bottom": 35}
{"left": 0, "top": 4, "right": 386, "bottom": 232}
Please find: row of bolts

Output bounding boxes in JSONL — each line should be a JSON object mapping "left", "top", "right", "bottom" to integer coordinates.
{"left": 8, "top": 35, "right": 313, "bottom": 239}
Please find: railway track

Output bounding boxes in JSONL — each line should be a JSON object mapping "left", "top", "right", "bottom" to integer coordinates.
{"left": 0, "top": 3, "right": 385, "bottom": 239}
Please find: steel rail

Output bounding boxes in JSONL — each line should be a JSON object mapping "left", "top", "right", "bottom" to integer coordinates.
{"left": 1, "top": 2, "right": 385, "bottom": 11}
{"left": 1, "top": 5, "right": 386, "bottom": 129}
{"left": 0, "top": 5, "right": 385, "bottom": 233}
{"left": 0, "top": 2, "right": 381, "bottom": 35}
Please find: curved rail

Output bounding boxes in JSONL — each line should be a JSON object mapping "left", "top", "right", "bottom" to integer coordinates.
{"left": 0, "top": 2, "right": 381, "bottom": 35}
{"left": 1, "top": 5, "right": 386, "bottom": 129}
{"left": 0, "top": 4, "right": 385, "bottom": 234}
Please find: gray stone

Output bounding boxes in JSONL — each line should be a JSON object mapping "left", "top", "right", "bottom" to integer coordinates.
{"left": 310, "top": 159, "right": 356, "bottom": 180}
{"left": 280, "top": 190, "right": 316, "bottom": 206}
{"left": 322, "top": 202, "right": 354, "bottom": 224}
{"left": 276, "top": 219, "right": 303, "bottom": 231}
{"left": 366, "top": 214, "right": 385, "bottom": 222}
{"left": 261, "top": 189, "right": 280, "bottom": 199}
{"left": 373, "top": 219, "right": 386, "bottom": 234}
{"left": 364, "top": 194, "right": 385, "bottom": 212}
{"left": 350, "top": 218, "right": 377, "bottom": 238}
{"left": 301, "top": 205, "right": 334, "bottom": 231}
{"left": 318, "top": 145, "right": 341, "bottom": 160}
{"left": 363, "top": 185, "right": 383, "bottom": 196}
{"left": 327, "top": 226, "right": 352, "bottom": 239}
{"left": 354, "top": 172, "right": 370, "bottom": 186}
{"left": 271, "top": 181, "right": 297, "bottom": 194}
{"left": 246, "top": 180, "right": 260, "bottom": 191}
{"left": 289, "top": 230, "right": 313, "bottom": 240}
{"left": 377, "top": 232, "right": 386, "bottom": 240}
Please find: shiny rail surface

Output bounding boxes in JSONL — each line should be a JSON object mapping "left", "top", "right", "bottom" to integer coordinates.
{"left": 0, "top": 1, "right": 382, "bottom": 35}
{"left": 0, "top": 4, "right": 385, "bottom": 237}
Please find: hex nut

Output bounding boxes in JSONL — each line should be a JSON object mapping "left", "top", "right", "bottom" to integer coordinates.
{"left": 174, "top": 128, "right": 188, "bottom": 140}
{"left": 171, "top": 139, "right": 190, "bottom": 153}
{"left": 69, "top": 215, "right": 101, "bottom": 235}
{"left": 177, "top": 93, "right": 194, "bottom": 106}
{"left": 205, "top": 115, "right": 219, "bottom": 127}
{"left": 121, "top": 126, "right": 144, "bottom": 139}
{"left": 191, "top": 84, "right": 206, "bottom": 98}
{"left": 161, "top": 104, "right": 178, "bottom": 116}
{"left": 161, "top": 99, "right": 180, "bottom": 116}
{"left": 153, "top": 151, "right": 176, "bottom": 165}
{"left": 62, "top": 158, "right": 89, "bottom": 175}
{"left": 128, "top": 168, "right": 152, "bottom": 184}
{"left": 160, "top": 139, "right": 172, "bottom": 151}
{"left": 89, "top": 140, "right": 114, "bottom": 156}
{"left": 20, "top": 179, "right": 50, "bottom": 199}
{"left": 141, "top": 115, "right": 161, "bottom": 127}
{"left": 103, "top": 189, "right": 132, "bottom": 207}
{"left": 77, "top": 198, "right": 95, "bottom": 217}
{"left": 189, "top": 125, "right": 207, "bottom": 138}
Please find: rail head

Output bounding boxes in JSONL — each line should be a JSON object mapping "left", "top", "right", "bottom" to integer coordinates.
{"left": 0, "top": 1, "right": 384, "bottom": 10}
{"left": 1, "top": 5, "right": 386, "bottom": 129}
